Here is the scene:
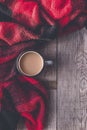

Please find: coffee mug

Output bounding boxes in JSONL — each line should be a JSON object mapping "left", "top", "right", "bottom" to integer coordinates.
{"left": 16, "top": 51, "right": 53, "bottom": 77}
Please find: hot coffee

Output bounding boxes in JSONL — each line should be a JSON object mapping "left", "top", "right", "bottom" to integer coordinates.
{"left": 18, "top": 51, "right": 44, "bottom": 76}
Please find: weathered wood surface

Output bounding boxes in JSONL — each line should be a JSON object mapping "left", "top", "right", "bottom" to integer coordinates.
{"left": 44, "top": 90, "right": 56, "bottom": 130}
{"left": 57, "top": 27, "right": 87, "bottom": 130}
{"left": 36, "top": 39, "right": 56, "bottom": 89}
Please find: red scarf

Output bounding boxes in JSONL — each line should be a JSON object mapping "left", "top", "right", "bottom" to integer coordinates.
{"left": 0, "top": 0, "right": 87, "bottom": 130}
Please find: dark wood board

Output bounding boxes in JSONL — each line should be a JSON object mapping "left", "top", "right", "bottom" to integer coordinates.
{"left": 34, "top": 39, "right": 57, "bottom": 89}
{"left": 57, "top": 28, "right": 87, "bottom": 130}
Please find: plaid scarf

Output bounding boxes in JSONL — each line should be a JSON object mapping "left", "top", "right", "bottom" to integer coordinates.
{"left": 0, "top": 0, "right": 87, "bottom": 130}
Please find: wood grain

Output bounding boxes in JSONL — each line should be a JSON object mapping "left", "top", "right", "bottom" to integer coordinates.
{"left": 44, "top": 90, "right": 56, "bottom": 130}
{"left": 57, "top": 28, "right": 87, "bottom": 130}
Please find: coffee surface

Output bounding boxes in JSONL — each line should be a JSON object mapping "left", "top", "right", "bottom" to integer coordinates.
{"left": 19, "top": 52, "right": 44, "bottom": 76}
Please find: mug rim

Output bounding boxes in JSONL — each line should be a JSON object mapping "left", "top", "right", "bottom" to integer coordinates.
{"left": 16, "top": 51, "right": 44, "bottom": 77}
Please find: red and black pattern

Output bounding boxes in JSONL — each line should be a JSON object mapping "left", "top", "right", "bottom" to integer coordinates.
{"left": 0, "top": 0, "right": 87, "bottom": 130}
{"left": 0, "top": 38, "right": 48, "bottom": 130}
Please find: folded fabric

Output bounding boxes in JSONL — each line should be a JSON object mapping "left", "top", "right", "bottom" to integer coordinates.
{"left": 0, "top": 0, "right": 87, "bottom": 46}
{"left": 0, "top": 40, "right": 48, "bottom": 130}
{"left": 0, "top": 110, "right": 19, "bottom": 130}
{"left": 0, "top": 0, "right": 87, "bottom": 130}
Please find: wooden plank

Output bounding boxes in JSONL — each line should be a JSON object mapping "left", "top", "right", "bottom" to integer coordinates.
{"left": 57, "top": 27, "right": 87, "bottom": 130}
{"left": 44, "top": 90, "right": 56, "bottom": 130}
{"left": 35, "top": 39, "right": 57, "bottom": 89}
{"left": 17, "top": 90, "right": 56, "bottom": 130}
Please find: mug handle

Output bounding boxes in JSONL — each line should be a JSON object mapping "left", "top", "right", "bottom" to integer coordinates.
{"left": 44, "top": 60, "right": 54, "bottom": 66}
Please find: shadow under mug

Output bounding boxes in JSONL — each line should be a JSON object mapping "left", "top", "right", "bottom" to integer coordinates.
{"left": 16, "top": 51, "right": 53, "bottom": 77}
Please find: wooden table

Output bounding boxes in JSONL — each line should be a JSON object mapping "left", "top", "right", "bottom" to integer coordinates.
{"left": 18, "top": 27, "right": 87, "bottom": 130}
